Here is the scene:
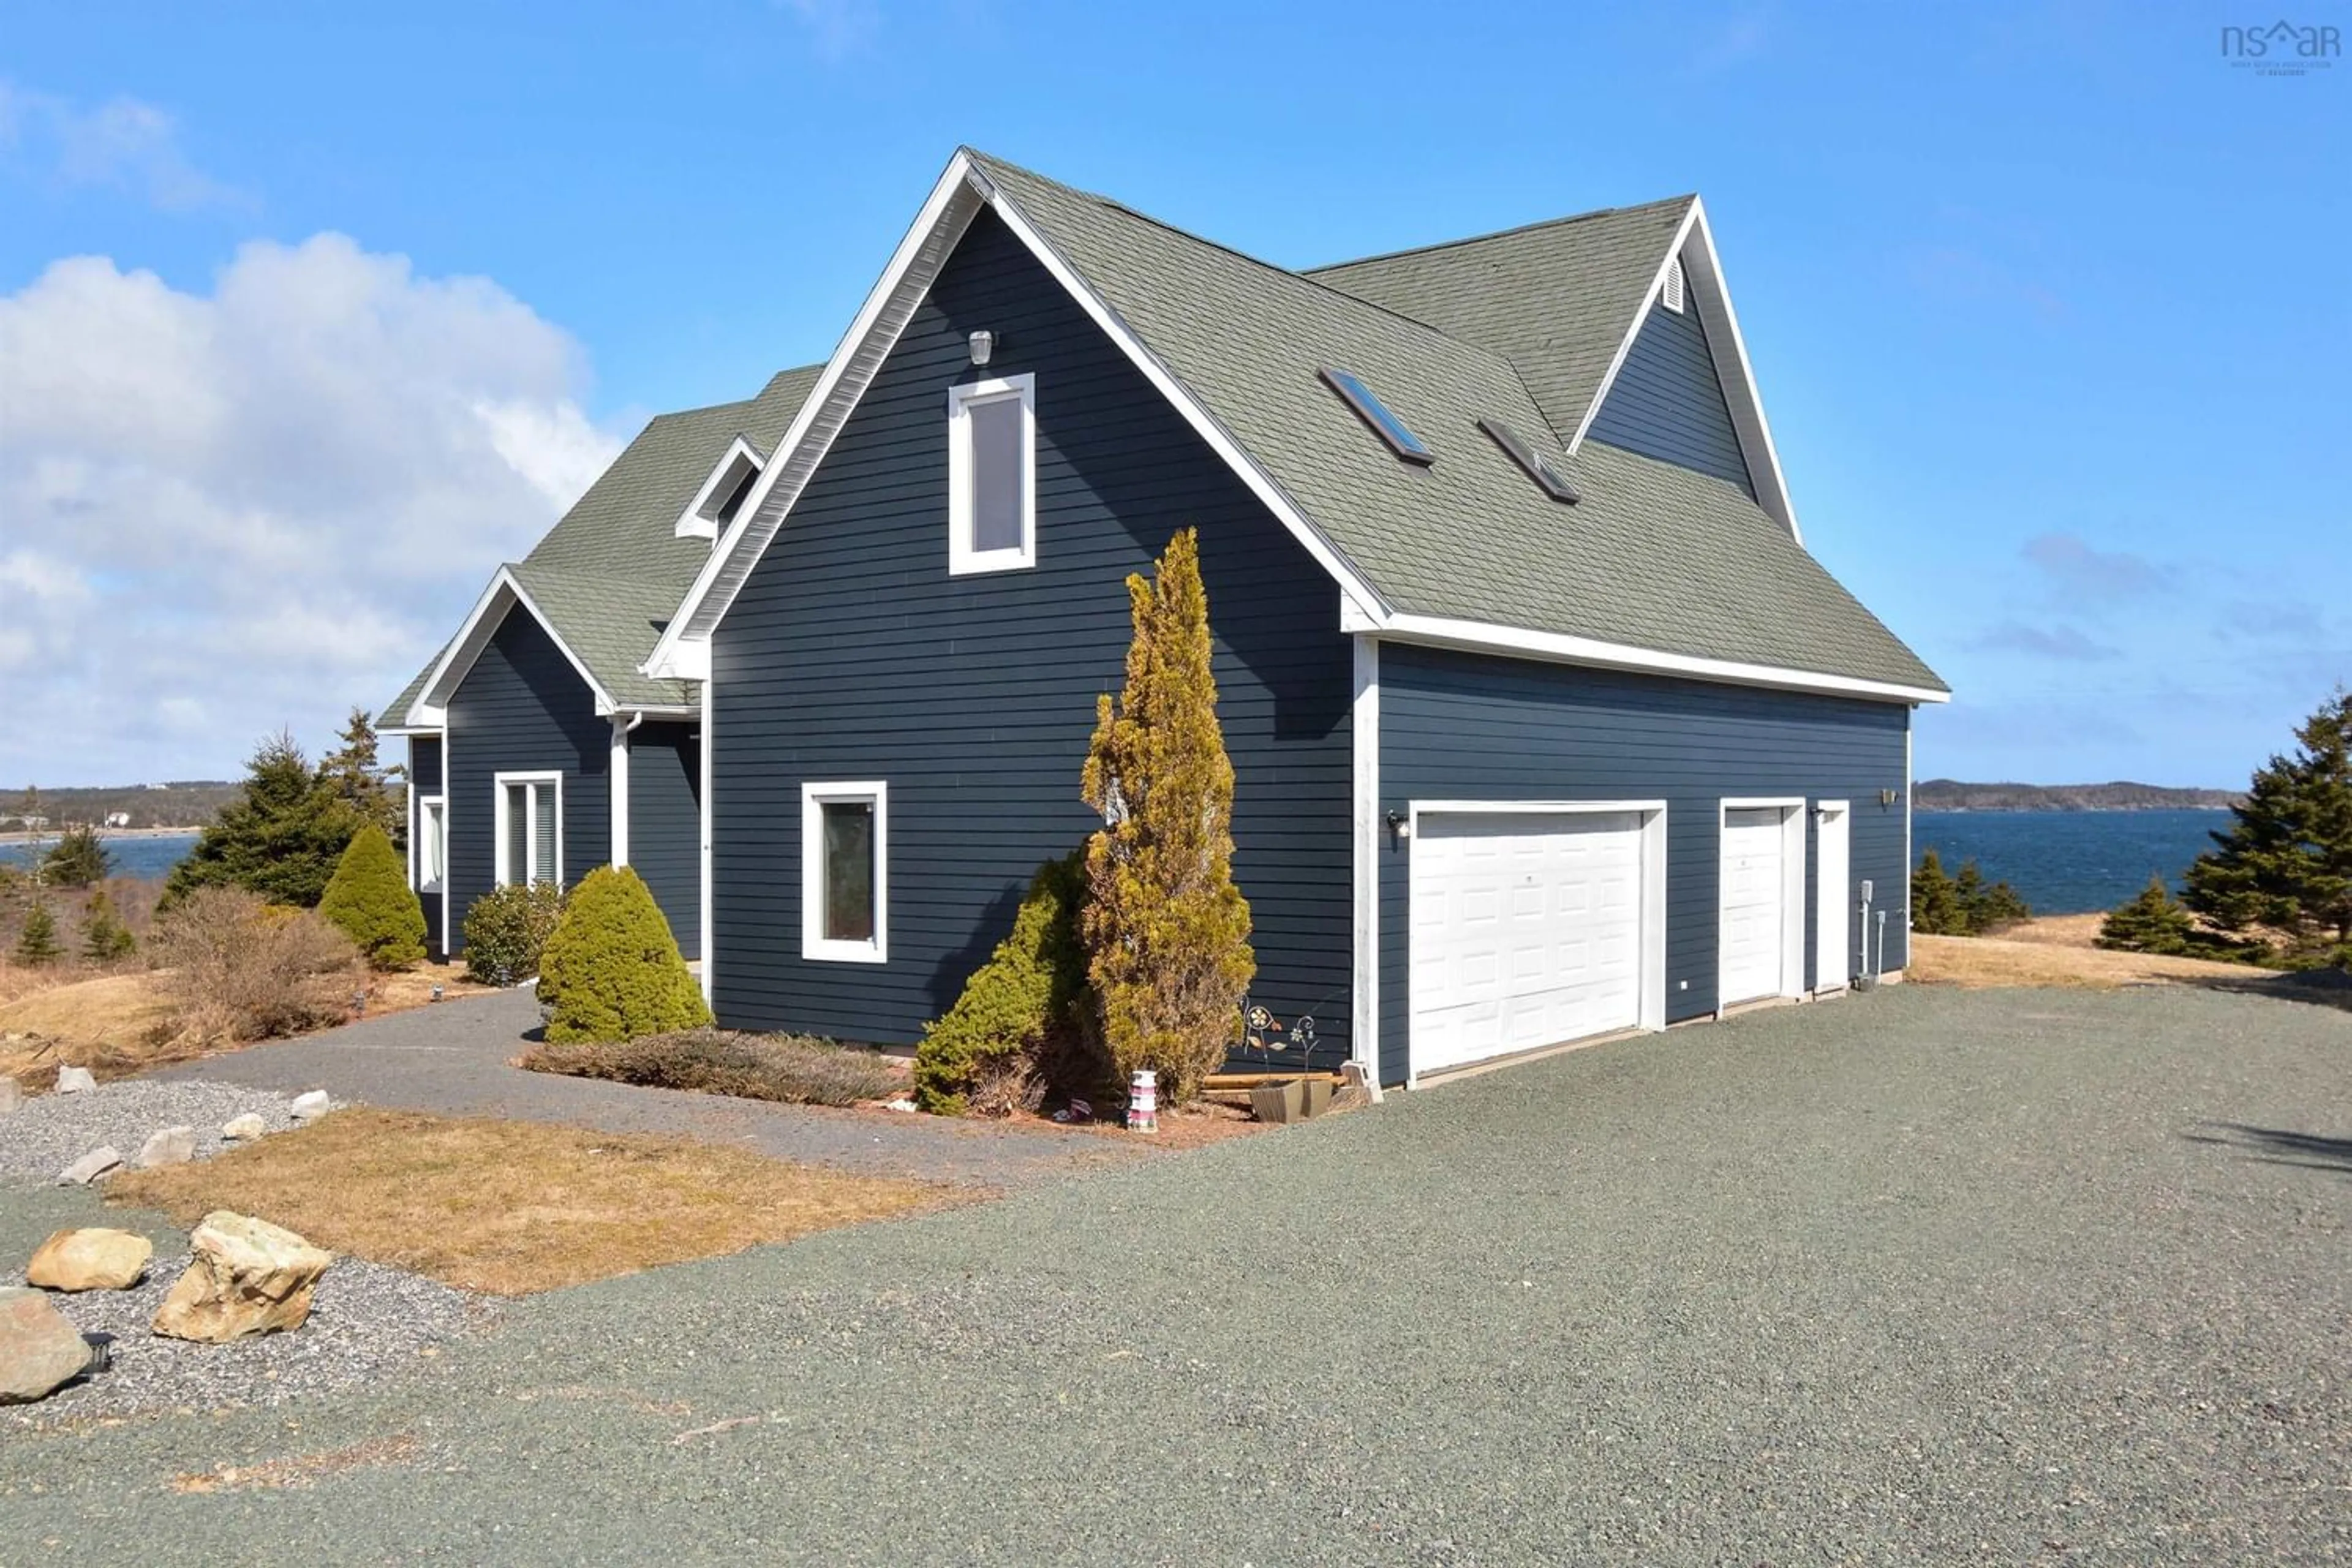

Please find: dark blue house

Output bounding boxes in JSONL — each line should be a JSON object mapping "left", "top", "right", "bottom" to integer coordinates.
{"left": 395, "top": 148, "right": 1947, "bottom": 1090}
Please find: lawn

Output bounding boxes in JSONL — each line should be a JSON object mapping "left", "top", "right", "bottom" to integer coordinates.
{"left": 107, "top": 1107, "right": 960, "bottom": 1294}
{"left": 1908, "top": 911, "right": 2269, "bottom": 990}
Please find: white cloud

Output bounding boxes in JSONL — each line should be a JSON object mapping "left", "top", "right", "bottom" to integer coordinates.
{"left": 0, "top": 235, "right": 624, "bottom": 785}
{"left": 0, "top": 80, "right": 245, "bottom": 211}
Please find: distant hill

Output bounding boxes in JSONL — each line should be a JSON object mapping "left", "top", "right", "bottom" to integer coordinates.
{"left": 1, "top": 780, "right": 243, "bottom": 831}
{"left": 1915, "top": 780, "right": 2242, "bottom": 812}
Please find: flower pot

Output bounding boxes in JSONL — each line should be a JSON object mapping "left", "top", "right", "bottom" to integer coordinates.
{"left": 1300, "top": 1078, "right": 1336, "bottom": 1119}
{"left": 1249, "top": 1079, "right": 1306, "bottom": 1125}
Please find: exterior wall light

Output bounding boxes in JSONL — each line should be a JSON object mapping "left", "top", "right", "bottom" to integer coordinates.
{"left": 968, "top": 330, "right": 995, "bottom": 366}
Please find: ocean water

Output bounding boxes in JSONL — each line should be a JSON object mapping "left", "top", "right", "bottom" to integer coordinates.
{"left": 1912, "top": 809, "right": 2232, "bottom": 917}
{"left": 0, "top": 831, "right": 201, "bottom": 883}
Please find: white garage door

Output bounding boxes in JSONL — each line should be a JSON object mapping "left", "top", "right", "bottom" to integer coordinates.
{"left": 1720, "top": 806, "right": 1791, "bottom": 1005}
{"left": 1409, "top": 811, "right": 1646, "bottom": 1076}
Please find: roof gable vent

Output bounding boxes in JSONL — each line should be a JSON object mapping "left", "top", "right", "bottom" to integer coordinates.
{"left": 1660, "top": 255, "right": 1687, "bottom": 314}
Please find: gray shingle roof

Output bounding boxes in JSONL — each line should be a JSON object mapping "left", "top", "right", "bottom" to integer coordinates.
{"left": 379, "top": 365, "right": 821, "bottom": 725}
{"left": 1303, "top": 197, "right": 1694, "bottom": 450}
{"left": 969, "top": 153, "right": 1942, "bottom": 693}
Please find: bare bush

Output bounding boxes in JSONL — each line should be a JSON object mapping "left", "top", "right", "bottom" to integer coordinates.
{"left": 520, "top": 1028, "right": 903, "bottom": 1109}
{"left": 149, "top": 886, "right": 364, "bottom": 1046}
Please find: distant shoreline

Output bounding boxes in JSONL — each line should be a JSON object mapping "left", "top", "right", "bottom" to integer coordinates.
{"left": 1914, "top": 804, "right": 2234, "bottom": 815}
{"left": 0, "top": 826, "right": 203, "bottom": 845}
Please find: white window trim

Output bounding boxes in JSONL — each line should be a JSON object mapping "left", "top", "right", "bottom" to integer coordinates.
{"left": 493, "top": 771, "right": 564, "bottom": 889}
{"left": 416, "top": 794, "right": 447, "bottom": 891}
{"left": 801, "top": 780, "right": 888, "bottom": 963}
{"left": 1403, "top": 799, "right": 1670, "bottom": 1090}
{"left": 946, "top": 372, "right": 1036, "bottom": 576}
{"left": 1716, "top": 797, "right": 1807, "bottom": 1011}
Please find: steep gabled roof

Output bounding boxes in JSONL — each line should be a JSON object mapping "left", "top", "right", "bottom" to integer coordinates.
{"left": 1305, "top": 196, "right": 1695, "bottom": 454}
{"left": 656, "top": 150, "right": 1943, "bottom": 701}
{"left": 380, "top": 364, "right": 821, "bottom": 726}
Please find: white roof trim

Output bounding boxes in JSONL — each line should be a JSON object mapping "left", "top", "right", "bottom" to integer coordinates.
{"left": 1358, "top": 608, "right": 1948, "bottom": 706}
{"left": 674, "top": 434, "right": 766, "bottom": 540}
{"left": 1567, "top": 198, "right": 1801, "bottom": 543}
{"left": 646, "top": 149, "right": 1389, "bottom": 679}
{"left": 408, "top": 567, "right": 620, "bottom": 725}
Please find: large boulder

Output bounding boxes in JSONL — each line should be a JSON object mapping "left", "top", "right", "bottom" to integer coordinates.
{"left": 0, "top": 1287, "right": 96, "bottom": 1403}
{"left": 56, "top": 1147, "right": 121, "bottom": 1186}
{"left": 26, "top": 1228, "right": 153, "bottom": 1292}
{"left": 151, "top": 1212, "right": 333, "bottom": 1343}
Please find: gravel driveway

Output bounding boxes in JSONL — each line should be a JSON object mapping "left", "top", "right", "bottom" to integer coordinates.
{"left": 7, "top": 982, "right": 2349, "bottom": 1563}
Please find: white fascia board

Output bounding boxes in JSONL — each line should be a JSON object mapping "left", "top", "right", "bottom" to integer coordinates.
{"left": 674, "top": 434, "right": 766, "bottom": 540}
{"left": 643, "top": 148, "right": 1391, "bottom": 682}
{"left": 412, "top": 567, "right": 620, "bottom": 722}
{"left": 1565, "top": 198, "right": 1800, "bottom": 543}
{"left": 1373, "top": 611, "right": 1950, "bottom": 706}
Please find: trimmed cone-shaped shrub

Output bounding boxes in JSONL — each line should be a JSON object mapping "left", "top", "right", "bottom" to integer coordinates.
{"left": 535, "top": 865, "right": 710, "bottom": 1044}
{"left": 318, "top": 824, "right": 427, "bottom": 970}
{"left": 1079, "top": 527, "right": 1255, "bottom": 1105}
{"left": 914, "top": 853, "right": 1092, "bottom": 1115}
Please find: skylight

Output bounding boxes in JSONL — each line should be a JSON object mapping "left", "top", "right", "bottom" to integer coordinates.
{"left": 1479, "top": 417, "right": 1580, "bottom": 504}
{"left": 1321, "top": 369, "right": 1434, "bottom": 466}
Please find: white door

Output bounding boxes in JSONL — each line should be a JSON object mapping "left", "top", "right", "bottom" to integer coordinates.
{"left": 1720, "top": 806, "right": 1791, "bottom": 1005}
{"left": 1815, "top": 803, "right": 1850, "bottom": 992}
{"left": 1409, "top": 811, "right": 1646, "bottom": 1075}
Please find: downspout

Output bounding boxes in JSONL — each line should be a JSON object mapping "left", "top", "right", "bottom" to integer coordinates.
{"left": 609, "top": 712, "right": 644, "bottom": 868}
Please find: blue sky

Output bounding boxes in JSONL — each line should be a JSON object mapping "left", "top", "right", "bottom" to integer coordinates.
{"left": 1, "top": 0, "right": 2345, "bottom": 788}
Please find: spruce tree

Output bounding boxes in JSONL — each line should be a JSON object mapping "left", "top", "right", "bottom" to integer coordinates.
{"left": 81, "top": 887, "right": 136, "bottom": 962}
{"left": 1079, "top": 528, "right": 1256, "bottom": 1104}
{"left": 2098, "top": 873, "right": 2195, "bottom": 955}
{"left": 42, "top": 824, "right": 113, "bottom": 889}
{"left": 2185, "top": 688, "right": 2352, "bottom": 965}
{"left": 1910, "top": 849, "right": 1963, "bottom": 935}
{"left": 14, "top": 899, "right": 62, "bottom": 966}
{"left": 321, "top": 706, "right": 407, "bottom": 847}
{"left": 163, "top": 732, "right": 360, "bottom": 910}
{"left": 318, "top": 823, "right": 427, "bottom": 970}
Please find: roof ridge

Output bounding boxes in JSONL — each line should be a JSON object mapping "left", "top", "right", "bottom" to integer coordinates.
{"left": 1303, "top": 194, "right": 1696, "bottom": 276}
{"left": 965, "top": 148, "right": 1522, "bottom": 376}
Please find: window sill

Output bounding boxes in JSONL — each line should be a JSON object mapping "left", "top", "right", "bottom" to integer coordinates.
{"left": 802, "top": 938, "right": 887, "bottom": 965}
{"left": 947, "top": 549, "right": 1035, "bottom": 577}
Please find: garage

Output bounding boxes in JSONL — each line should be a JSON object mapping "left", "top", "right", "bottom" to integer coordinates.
{"left": 1407, "top": 804, "right": 1664, "bottom": 1077}
{"left": 1719, "top": 800, "right": 1803, "bottom": 1007}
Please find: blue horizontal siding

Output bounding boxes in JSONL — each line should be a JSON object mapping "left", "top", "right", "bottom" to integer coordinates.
{"left": 1378, "top": 643, "right": 1912, "bottom": 1087}
{"left": 711, "top": 208, "right": 1354, "bottom": 1060}
{"left": 629, "top": 720, "right": 701, "bottom": 959}
{"left": 407, "top": 736, "right": 445, "bottom": 957}
{"left": 443, "top": 608, "right": 611, "bottom": 952}
{"left": 1586, "top": 278, "right": 1754, "bottom": 494}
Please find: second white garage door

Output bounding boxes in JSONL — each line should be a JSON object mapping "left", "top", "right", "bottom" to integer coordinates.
{"left": 1409, "top": 810, "right": 1648, "bottom": 1076}
{"left": 1720, "top": 805, "right": 1793, "bottom": 1005}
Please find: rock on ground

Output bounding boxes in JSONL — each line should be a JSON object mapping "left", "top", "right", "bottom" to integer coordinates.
{"left": 221, "top": 1113, "right": 266, "bottom": 1141}
{"left": 0, "top": 1080, "right": 296, "bottom": 1185}
{"left": 152, "top": 1212, "right": 333, "bottom": 1343}
{"left": 0, "top": 1287, "right": 94, "bottom": 1404}
{"left": 56, "top": 1148, "right": 120, "bottom": 1186}
{"left": 54, "top": 1067, "right": 95, "bottom": 1095}
{"left": 26, "top": 1228, "right": 153, "bottom": 1292}
{"left": 288, "top": 1090, "right": 331, "bottom": 1120}
{"left": 0, "top": 1078, "right": 20, "bottom": 1116}
{"left": 133, "top": 1126, "right": 196, "bottom": 1169}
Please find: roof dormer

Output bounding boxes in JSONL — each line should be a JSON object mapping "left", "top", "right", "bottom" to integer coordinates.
{"left": 676, "top": 435, "right": 766, "bottom": 541}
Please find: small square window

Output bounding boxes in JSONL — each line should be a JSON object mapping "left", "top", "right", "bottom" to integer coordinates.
{"left": 948, "top": 374, "right": 1036, "bottom": 575}
{"left": 802, "top": 782, "right": 887, "bottom": 962}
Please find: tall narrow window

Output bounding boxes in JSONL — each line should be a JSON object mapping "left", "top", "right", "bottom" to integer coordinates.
{"left": 947, "top": 374, "right": 1036, "bottom": 575}
{"left": 495, "top": 773, "right": 562, "bottom": 888}
{"left": 802, "top": 782, "right": 887, "bottom": 962}
{"left": 417, "top": 797, "right": 446, "bottom": 890}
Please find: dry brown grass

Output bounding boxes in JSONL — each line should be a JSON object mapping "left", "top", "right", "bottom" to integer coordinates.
{"left": 110, "top": 1107, "right": 956, "bottom": 1295}
{"left": 171, "top": 1434, "right": 420, "bottom": 1494}
{"left": 0, "top": 959, "right": 488, "bottom": 1092}
{"left": 1910, "top": 914, "right": 2263, "bottom": 990}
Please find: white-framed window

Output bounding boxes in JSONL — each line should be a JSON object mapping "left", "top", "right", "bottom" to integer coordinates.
{"left": 801, "top": 781, "right": 887, "bottom": 963}
{"left": 494, "top": 772, "right": 563, "bottom": 889}
{"left": 417, "top": 796, "right": 447, "bottom": 891}
{"left": 1661, "top": 255, "right": 1687, "bottom": 314}
{"left": 946, "top": 373, "right": 1036, "bottom": 575}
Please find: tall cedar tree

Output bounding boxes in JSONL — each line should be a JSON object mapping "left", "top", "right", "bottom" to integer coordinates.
{"left": 2097, "top": 873, "right": 2196, "bottom": 956}
{"left": 163, "top": 733, "right": 360, "bottom": 909}
{"left": 15, "top": 899, "right": 62, "bottom": 965}
{"left": 321, "top": 707, "right": 407, "bottom": 848}
{"left": 81, "top": 887, "right": 136, "bottom": 962}
{"left": 42, "top": 823, "right": 113, "bottom": 888}
{"left": 1079, "top": 529, "right": 1256, "bottom": 1104}
{"left": 319, "top": 823, "right": 428, "bottom": 970}
{"left": 2184, "top": 688, "right": 2352, "bottom": 964}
